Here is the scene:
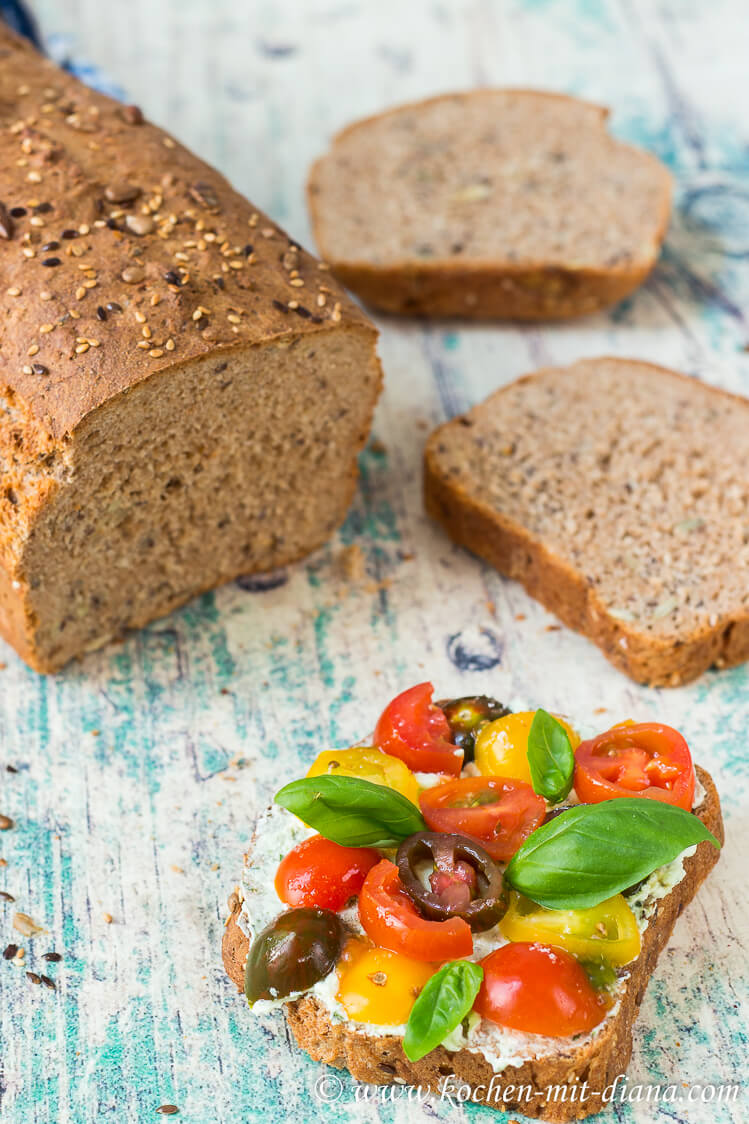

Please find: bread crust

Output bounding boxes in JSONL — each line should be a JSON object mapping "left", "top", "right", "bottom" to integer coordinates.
{"left": 307, "top": 90, "right": 672, "bottom": 320}
{"left": 423, "top": 360, "right": 749, "bottom": 686}
{"left": 0, "top": 24, "right": 375, "bottom": 440}
{"left": 222, "top": 768, "right": 723, "bottom": 1123}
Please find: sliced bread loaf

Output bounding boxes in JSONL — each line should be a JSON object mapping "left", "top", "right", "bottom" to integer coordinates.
{"left": 424, "top": 359, "right": 749, "bottom": 686}
{"left": 0, "top": 26, "right": 382, "bottom": 672}
{"left": 307, "top": 91, "right": 672, "bottom": 319}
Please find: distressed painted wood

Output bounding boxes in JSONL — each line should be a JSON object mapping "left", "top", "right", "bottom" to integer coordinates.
{"left": 0, "top": 1, "right": 747, "bottom": 1121}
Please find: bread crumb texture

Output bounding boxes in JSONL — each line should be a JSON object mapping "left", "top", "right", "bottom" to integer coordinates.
{"left": 0, "top": 25, "right": 382, "bottom": 672}
{"left": 308, "top": 90, "right": 672, "bottom": 318}
{"left": 424, "top": 358, "right": 749, "bottom": 685}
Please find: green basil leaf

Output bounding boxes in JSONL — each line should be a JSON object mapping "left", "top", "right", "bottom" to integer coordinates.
{"left": 505, "top": 798, "right": 720, "bottom": 910}
{"left": 274, "top": 775, "right": 425, "bottom": 848}
{"left": 526, "top": 708, "right": 575, "bottom": 803}
{"left": 403, "top": 960, "right": 483, "bottom": 1062}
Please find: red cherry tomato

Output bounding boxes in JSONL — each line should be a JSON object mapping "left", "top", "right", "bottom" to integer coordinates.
{"left": 358, "top": 859, "right": 473, "bottom": 962}
{"left": 475, "top": 942, "right": 607, "bottom": 1037}
{"left": 373, "top": 683, "right": 463, "bottom": 776}
{"left": 275, "top": 835, "right": 379, "bottom": 911}
{"left": 574, "top": 723, "right": 695, "bottom": 810}
{"left": 420, "top": 777, "right": 546, "bottom": 862}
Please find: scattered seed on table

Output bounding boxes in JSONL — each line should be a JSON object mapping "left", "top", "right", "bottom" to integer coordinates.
{"left": 26, "top": 971, "right": 42, "bottom": 985}
{"left": 40, "top": 975, "right": 56, "bottom": 990}
{"left": 42, "top": 952, "right": 62, "bottom": 962}
{"left": 156, "top": 1107, "right": 180, "bottom": 1116}
{"left": 0, "top": 815, "right": 14, "bottom": 830}
{"left": 3, "top": 943, "right": 18, "bottom": 960}
{"left": 0, "top": 891, "right": 15, "bottom": 902}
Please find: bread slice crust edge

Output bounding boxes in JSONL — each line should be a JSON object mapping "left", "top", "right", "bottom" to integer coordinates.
{"left": 423, "top": 360, "right": 749, "bottom": 686}
{"left": 222, "top": 766, "right": 723, "bottom": 1123}
{"left": 307, "top": 89, "right": 672, "bottom": 320}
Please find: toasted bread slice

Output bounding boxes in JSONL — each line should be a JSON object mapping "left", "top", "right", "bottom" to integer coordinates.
{"left": 424, "top": 358, "right": 749, "bottom": 686}
{"left": 307, "top": 90, "right": 672, "bottom": 319}
{"left": 223, "top": 767, "right": 722, "bottom": 1123}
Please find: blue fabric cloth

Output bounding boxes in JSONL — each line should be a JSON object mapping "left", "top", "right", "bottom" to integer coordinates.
{"left": 1, "top": 0, "right": 124, "bottom": 97}
{"left": 0, "top": 0, "right": 40, "bottom": 43}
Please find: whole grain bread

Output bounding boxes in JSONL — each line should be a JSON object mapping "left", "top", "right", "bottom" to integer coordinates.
{"left": 307, "top": 90, "right": 672, "bottom": 319}
{"left": 0, "top": 25, "right": 382, "bottom": 672}
{"left": 424, "top": 358, "right": 749, "bottom": 686}
{"left": 223, "top": 767, "right": 723, "bottom": 1123}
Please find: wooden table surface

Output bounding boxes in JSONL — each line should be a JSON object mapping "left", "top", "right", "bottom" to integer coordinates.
{"left": 2, "top": 2, "right": 748, "bottom": 1122}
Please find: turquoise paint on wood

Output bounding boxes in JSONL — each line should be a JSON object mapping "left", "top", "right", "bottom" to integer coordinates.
{"left": 0, "top": 1, "right": 748, "bottom": 1122}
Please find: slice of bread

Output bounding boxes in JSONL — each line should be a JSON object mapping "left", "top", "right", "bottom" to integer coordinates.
{"left": 307, "top": 91, "right": 672, "bottom": 319}
{"left": 424, "top": 359, "right": 749, "bottom": 686}
{"left": 223, "top": 767, "right": 722, "bottom": 1123}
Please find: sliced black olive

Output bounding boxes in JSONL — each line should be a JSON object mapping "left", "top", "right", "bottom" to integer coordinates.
{"left": 436, "top": 696, "right": 511, "bottom": 762}
{"left": 396, "top": 831, "right": 507, "bottom": 931}
{"left": 543, "top": 802, "right": 587, "bottom": 824}
{"left": 244, "top": 907, "right": 344, "bottom": 1004}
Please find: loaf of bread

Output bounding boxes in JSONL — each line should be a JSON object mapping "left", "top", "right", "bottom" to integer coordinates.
{"left": 424, "top": 358, "right": 749, "bottom": 685}
{"left": 0, "top": 25, "right": 382, "bottom": 672}
{"left": 308, "top": 90, "right": 672, "bottom": 319}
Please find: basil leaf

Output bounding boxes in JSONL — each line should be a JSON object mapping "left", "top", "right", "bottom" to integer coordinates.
{"left": 505, "top": 798, "right": 720, "bottom": 910}
{"left": 527, "top": 708, "right": 574, "bottom": 804}
{"left": 274, "top": 775, "right": 425, "bottom": 848}
{"left": 403, "top": 960, "right": 483, "bottom": 1062}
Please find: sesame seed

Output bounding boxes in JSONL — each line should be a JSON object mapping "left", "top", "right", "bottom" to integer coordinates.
{"left": 227, "top": 313, "right": 241, "bottom": 324}
{"left": 78, "top": 224, "right": 90, "bottom": 235}
{"left": 83, "top": 280, "right": 97, "bottom": 290}
{"left": 75, "top": 287, "right": 86, "bottom": 301}
{"left": 27, "top": 171, "right": 42, "bottom": 184}
{"left": 165, "top": 338, "right": 175, "bottom": 351}
{"left": 149, "top": 349, "right": 164, "bottom": 358}
{"left": 228, "top": 260, "right": 243, "bottom": 270}
{"left": 287, "top": 301, "right": 299, "bottom": 310}
{"left": 162, "top": 137, "right": 176, "bottom": 148}
{"left": 289, "top": 278, "right": 304, "bottom": 287}
{"left": 6, "top": 287, "right": 21, "bottom": 297}
{"left": 137, "top": 341, "right": 150, "bottom": 349}
{"left": 142, "top": 326, "right": 152, "bottom": 339}
{"left": 134, "top": 310, "right": 147, "bottom": 324}
{"left": 150, "top": 294, "right": 161, "bottom": 307}
{"left": 39, "top": 290, "right": 53, "bottom": 302}
{"left": 22, "top": 365, "right": 32, "bottom": 375}
{"left": 75, "top": 343, "right": 89, "bottom": 355}
{"left": 30, "top": 216, "right": 44, "bottom": 228}
{"left": 39, "top": 323, "right": 54, "bottom": 334}
{"left": 27, "top": 344, "right": 39, "bottom": 356}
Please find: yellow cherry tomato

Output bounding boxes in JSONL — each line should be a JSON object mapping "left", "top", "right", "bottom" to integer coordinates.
{"left": 307, "top": 746, "right": 420, "bottom": 805}
{"left": 500, "top": 891, "right": 641, "bottom": 966}
{"left": 474, "top": 712, "right": 580, "bottom": 785}
{"left": 336, "top": 940, "right": 436, "bottom": 1025}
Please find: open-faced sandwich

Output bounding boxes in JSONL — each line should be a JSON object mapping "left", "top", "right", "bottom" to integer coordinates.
{"left": 223, "top": 684, "right": 723, "bottom": 1122}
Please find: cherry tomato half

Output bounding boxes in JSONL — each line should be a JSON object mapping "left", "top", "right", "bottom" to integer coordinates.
{"left": 307, "top": 746, "right": 420, "bottom": 805}
{"left": 275, "top": 835, "right": 379, "bottom": 911}
{"left": 475, "top": 942, "right": 608, "bottom": 1037}
{"left": 336, "top": 939, "right": 436, "bottom": 1025}
{"left": 358, "top": 859, "right": 473, "bottom": 962}
{"left": 373, "top": 683, "right": 463, "bottom": 776}
{"left": 474, "top": 712, "right": 580, "bottom": 785}
{"left": 500, "top": 891, "right": 641, "bottom": 966}
{"left": 419, "top": 777, "right": 546, "bottom": 862}
{"left": 574, "top": 722, "right": 695, "bottom": 810}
